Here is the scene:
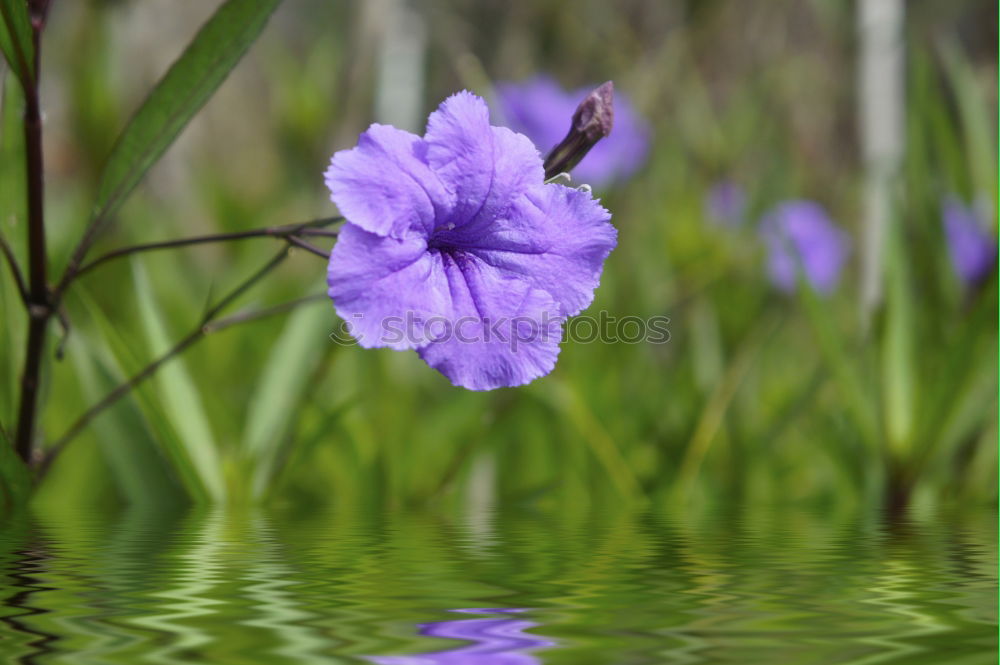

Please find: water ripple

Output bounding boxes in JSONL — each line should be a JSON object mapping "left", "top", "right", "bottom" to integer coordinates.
{"left": 0, "top": 507, "right": 992, "bottom": 664}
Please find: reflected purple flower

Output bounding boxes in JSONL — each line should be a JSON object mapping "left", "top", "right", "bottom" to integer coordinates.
{"left": 943, "top": 197, "right": 997, "bottom": 287}
{"left": 760, "top": 200, "right": 850, "bottom": 294}
{"left": 368, "top": 609, "right": 554, "bottom": 665}
{"left": 494, "top": 75, "right": 650, "bottom": 187}
{"left": 705, "top": 180, "right": 747, "bottom": 227}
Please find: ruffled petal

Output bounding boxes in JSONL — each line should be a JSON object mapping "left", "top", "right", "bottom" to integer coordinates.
{"left": 417, "top": 253, "right": 564, "bottom": 391}
{"left": 325, "top": 124, "right": 452, "bottom": 239}
{"left": 327, "top": 224, "right": 453, "bottom": 349}
{"left": 436, "top": 184, "right": 616, "bottom": 317}
{"left": 424, "top": 91, "right": 544, "bottom": 228}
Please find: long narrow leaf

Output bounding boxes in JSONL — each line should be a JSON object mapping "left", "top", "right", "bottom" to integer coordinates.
{"left": 244, "top": 302, "right": 331, "bottom": 499}
{"left": 940, "top": 40, "right": 997, "bottom": 200}
{"left": 133, "top": 260, "right": 225, "bottom": 502}
{"left": 73, "top": 287, "right": 212, "bottom": 501}
{"left": 92, "top": 0, "right": 282, "bottom": 225}
{"left": 0, "top": 0, "right": 33, "bottom": 88}
{"left": 67, "top": 331, "right": 184, "bottom": 506}
{"left": 881, "top": 217, "right": 916, "bottom": 456}
{"left": 798, "top": 281, "right": 880, "bottom": 449}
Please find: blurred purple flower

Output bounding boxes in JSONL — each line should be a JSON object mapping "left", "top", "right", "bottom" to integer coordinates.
{"left": 494, "top": 75, "right": 650, "bottom": 187}
{"left": 368, "top": 609, "right": 554, "bottom": 665}
{"left": 325, "top": 91, "right": 616, "bottom": 391}
{"left": 942, "top": 197, "right": 997, "bottom": 287}
{"left": 705, "top": 180, "right": 747, "bottom": 227}
{"left": 760, "top": 201, "right": 850, "bottom": 294}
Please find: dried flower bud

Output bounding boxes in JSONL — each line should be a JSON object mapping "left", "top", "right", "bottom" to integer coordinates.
{"left": 543, "top": 81, "right": 615, "bottom": 181}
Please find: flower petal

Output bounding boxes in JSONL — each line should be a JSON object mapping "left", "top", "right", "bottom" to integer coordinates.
{"left": 943, "top": 197, "right": 997, "bottom": 286}
{"left": 325, "top": 124, "right": 452, "bottom": 239}
{"left": 436, "top": 184, "right": 616, "bottom": 317}
{"left": 417, "top": 254, "right": 564, "bottom": 391}
{"left": 424, "top": 91, "right": 544, "bottom": 228}
{"left": 495, "top": 75, "right": 569, "bottom": 153}
{"left": 761, "top": 201, "right": 849, "bottom": 294}
{"left": 327, "top": 224, "right": 453, "bottom": 350}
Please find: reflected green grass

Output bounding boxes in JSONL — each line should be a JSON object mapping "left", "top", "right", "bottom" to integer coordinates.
{"left": 0, "top": 504, "right": 994, "bottom": 664}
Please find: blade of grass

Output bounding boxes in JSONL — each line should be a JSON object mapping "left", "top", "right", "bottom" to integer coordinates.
{"left": 673, "top": 310, "right": 781, "bottom": 503}
{"left": 268, "top": 397, "right": 358, "bottom": 499}
{"left": 544, "top": 380, "right": 645, "bottom": 504}
{"left": 881, "top": 215, "right": 916, "bottom": 458}
{"left": 66, "top": 331, "right": 185, "bottom": 506}
{"left": 939, "top": 40, "right": 997, "bottom": 201}
{"left": 132, "top": 259, "right": 225, "bottom": 502}
{"left": 0, "top": 0, "right": 33, "bottom": 89}
{"left": 65, "top": 0, "right": 283, "bottom": 273}
{"left": 71, "top": 287, "right": 216, "bottom": 502}
{"left": 928, "top": 356, "right": 997, "bottom": 474}
{"left": 798, "top": 278, "right": 881, "bottom": 449}
{"left": 243, "top": 302, "right": 332, "bottom": 499}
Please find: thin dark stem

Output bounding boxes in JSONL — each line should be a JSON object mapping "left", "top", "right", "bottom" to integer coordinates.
{"left": 200, "top": 248, "right": 290, "bottom": 322}
{"left": 39, "top": 248, "right": 293, "bottom": 475}
{"left": 298, "top": 228, "right": 341, "bottom": 238}
{"left": 203, "top": 293, "right": 327, "bottom": 333}
{"left": 55, "top": 217, "right": 340, "bottom": 294}
{"left": 53, "top": 303, "right": 70, "bottom": 360}
{"left": 0, "top": 230, "right": 28, "bottom": 304}
{"left": 285, "top": 235, "right": 330, "bottom": 259}
{"left": 23, "top": 31, "right": 44, "bottom": 303}
{"left": 48, "top": 217, "right": 339, "bottom": 358}
{"left": 13, "top": 20, "right": 48, "bottom": 465}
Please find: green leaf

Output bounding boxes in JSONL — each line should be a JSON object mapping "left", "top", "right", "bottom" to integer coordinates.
{"left": 0, "top": 423, "right": 30, "bottom": 509}
{"left": 243, "top": 302, "right": 331, "bottom": 499}
{"left": 916, "top": 280, "right": 998, "bottom": 459}
{"left": 940, "top": 40, "right": 997, "bottom": 202}
{"left": 881, "top": 219, "right": 916, "bottom": 457}
{"left": 542, "top": 380, "right": 645, "bottom": 504}
{"left": 73, "top": 287, "right": 210, "bottom": 502}
{"left": 92, "top": 0, "right": 282, "bottom": 226}
{"left": 66, "top": 330, "right": 185, "bottom": 506}
{"left": 133, "top": 259, "right": 225, "bottom": 502}
{"left": 797, "top": 279, "right": 880, "bottom": 450}
{"left": 0, "top": 0, "right": 33, "bottom": 89}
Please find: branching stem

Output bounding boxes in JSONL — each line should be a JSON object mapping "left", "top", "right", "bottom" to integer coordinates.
{"left": 39, "top": 248, "right": 305, "bottom": 475}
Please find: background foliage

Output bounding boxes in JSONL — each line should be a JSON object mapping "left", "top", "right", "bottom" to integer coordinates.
{"left": 0, "top": 0, "right": 995, "bottom": 519}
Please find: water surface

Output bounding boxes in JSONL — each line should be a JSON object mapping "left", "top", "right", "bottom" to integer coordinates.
{"left": 0, "top": 506, "right": 994, "bottom": 664}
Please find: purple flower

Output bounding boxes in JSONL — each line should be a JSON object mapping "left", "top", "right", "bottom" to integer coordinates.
{"left": 943, "top": 197, "right": 997, "bottom": 287}
{"left": 325, "top": 92, "right": 617, "bottom": 391}
{"left": 760, "top": 201, "right": 850, "bottom": 294}
{"left": 705, "top": 180, "right": 747, "bottom": 227}
{"left": 367, "top": 609, "right": 554, "bottom": 665}
{"left": 494, "top": 75, "right": 650, "bottom": 187}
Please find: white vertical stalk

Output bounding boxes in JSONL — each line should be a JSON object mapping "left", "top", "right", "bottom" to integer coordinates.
{"left": 374, "top": 0, "right": 426, "bottom": 133}
{"left": 858, "top": 0, "right": 905, "bottom": 327}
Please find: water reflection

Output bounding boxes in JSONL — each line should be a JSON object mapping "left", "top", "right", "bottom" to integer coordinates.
{"left": 0, "top": 505, "right": 994, "bottom": 664}
{"left": 368, "top": 608, "right": 554, "bottom": 664}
